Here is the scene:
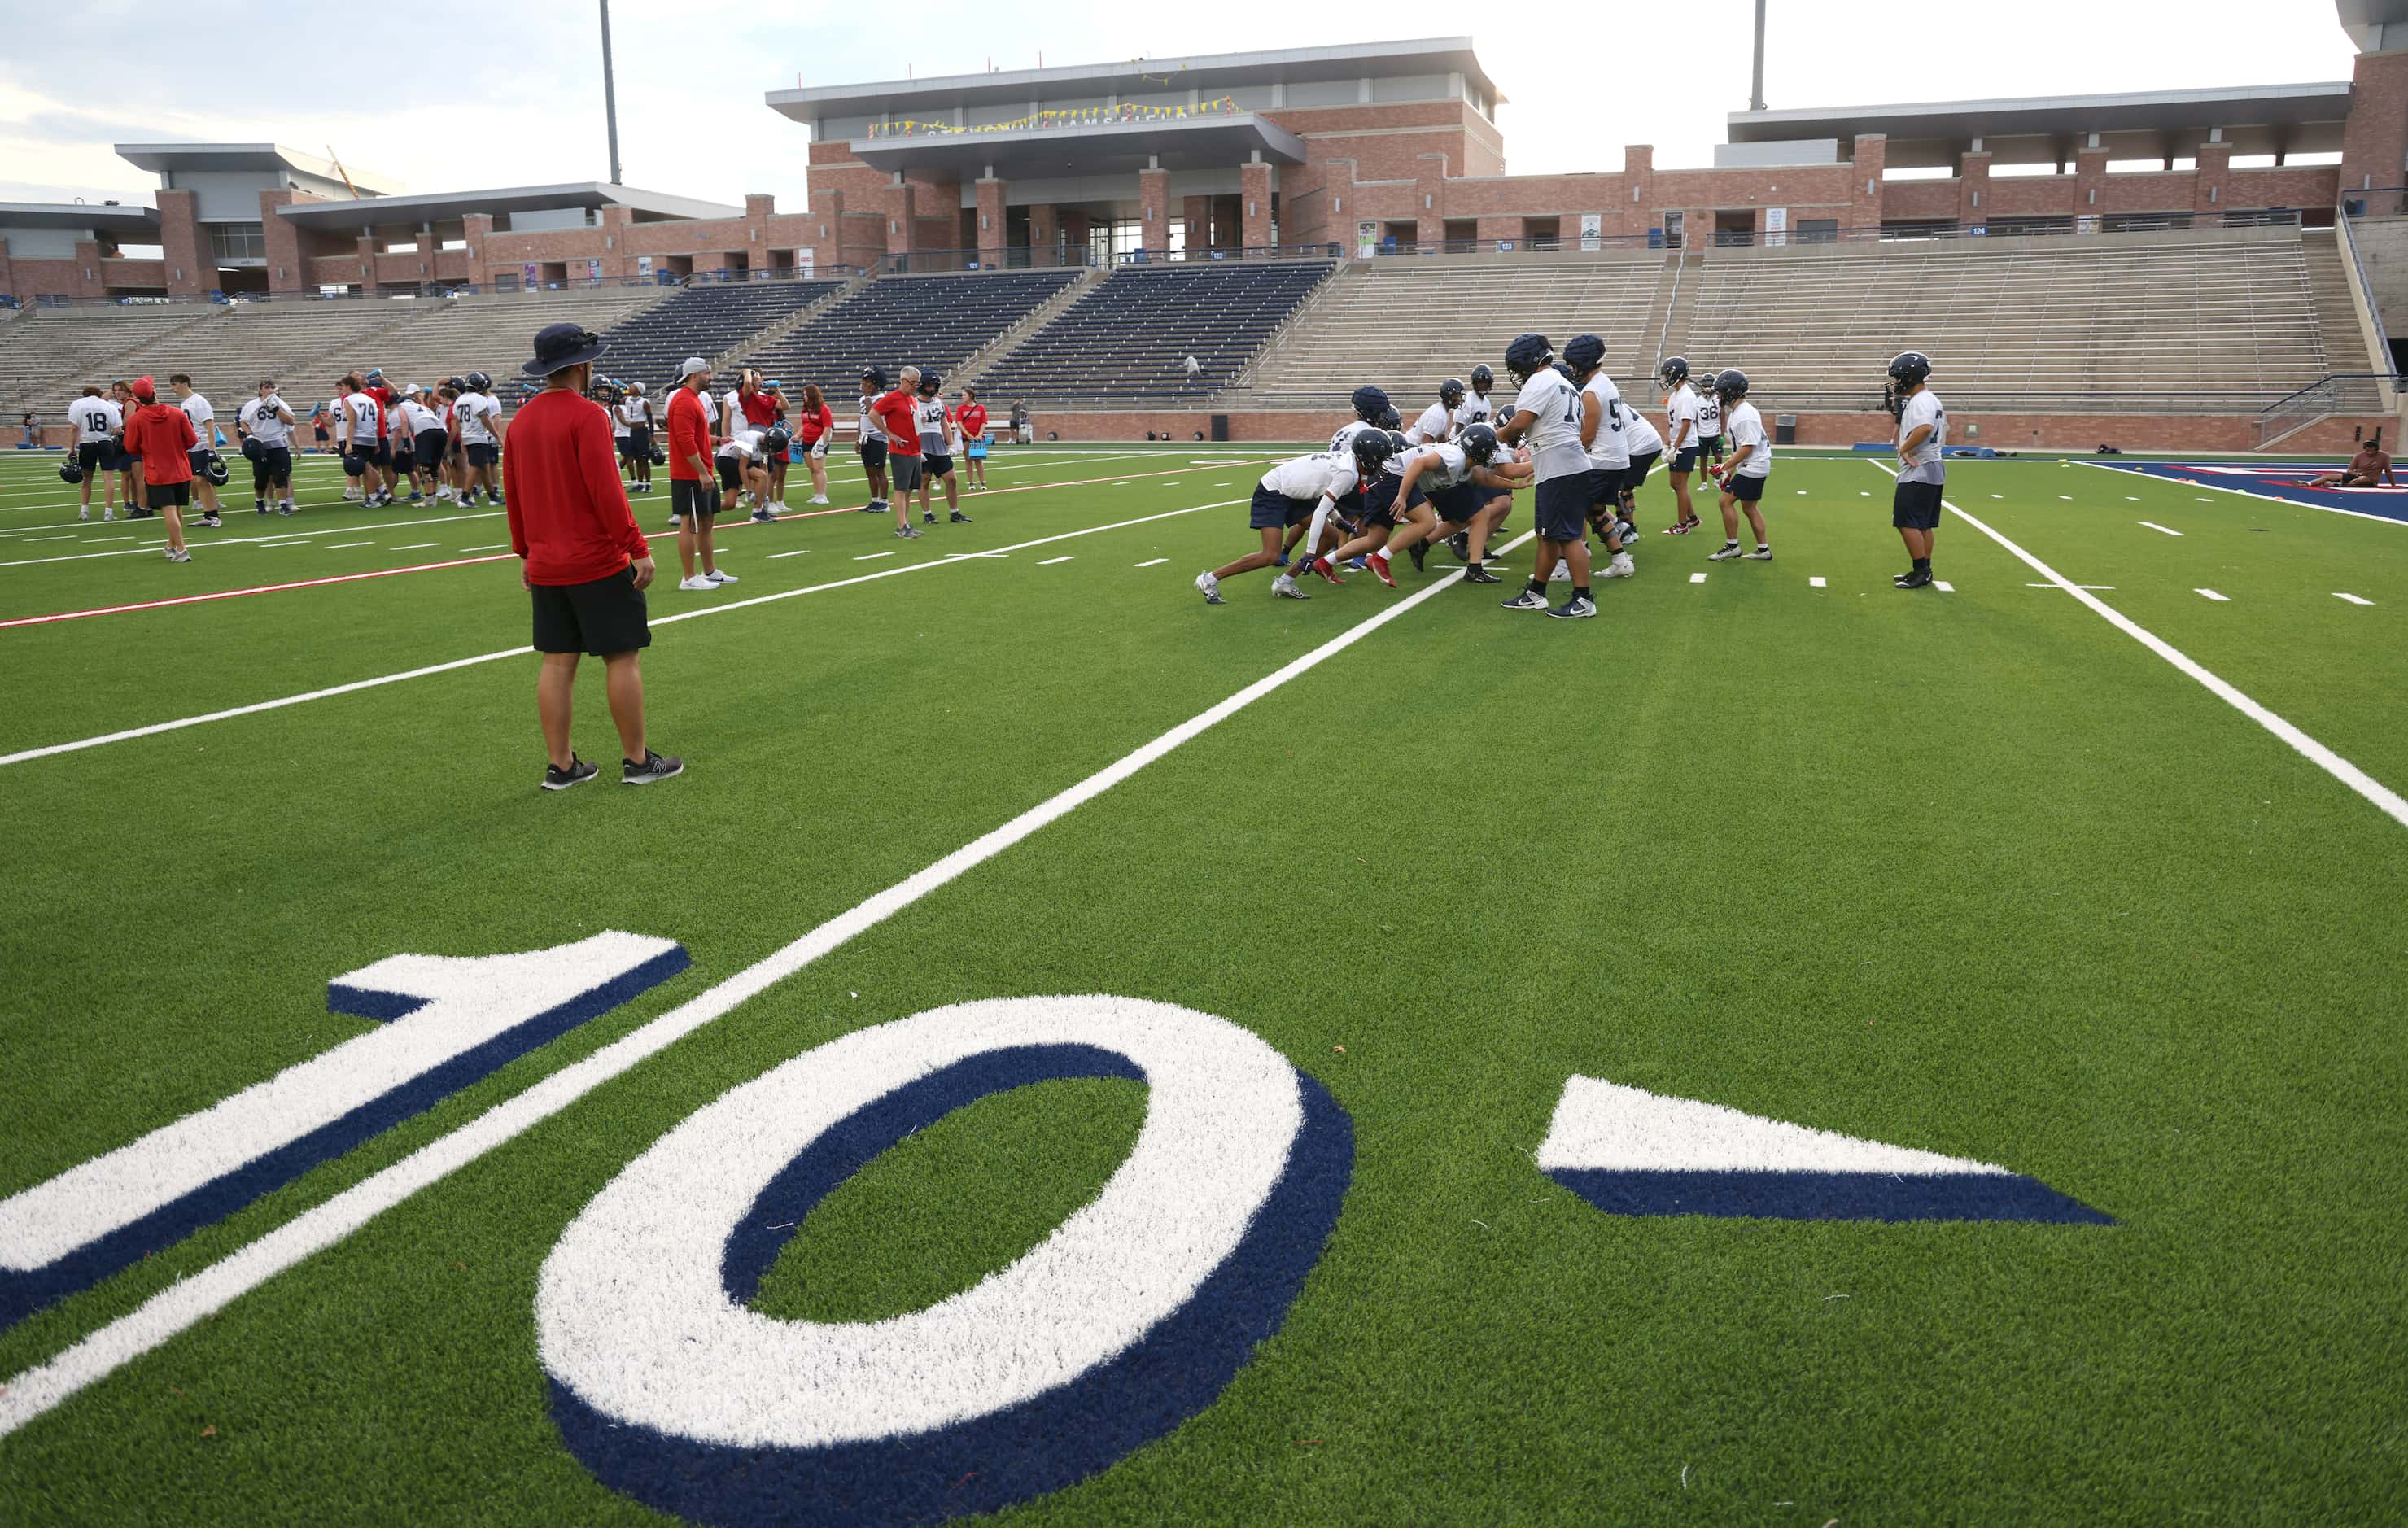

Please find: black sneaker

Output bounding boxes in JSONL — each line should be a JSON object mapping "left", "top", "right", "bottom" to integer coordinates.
{"left": 1407, "top": 539, "right": 1427, "bottom": 573}
{"left": 749, "top": 509, "right": 776, "bottom": 523}
{"left": 623, "top": 750, "right": 685, "bottom": 785}
{"left": 1448, "top": 531, "right": 1471, "bottom": 562}
{"left": 950, "top": 510, "right": 972, "bottom": 523}
{"left": 543, "top": 756, "right": 600, "bottom": 791}
{"left": 923, "top": 510, "right": 937, "bottom": 525}
{"left": 1897, "top": 568, "right": 1934, "bottom": 590}
{"left": 1462, "top": 565, "right": 1501, "bottom": 584}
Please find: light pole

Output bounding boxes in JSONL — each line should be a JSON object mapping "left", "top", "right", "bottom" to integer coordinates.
{"left": 600, "top": 0, "right": 623, "bottom": 184}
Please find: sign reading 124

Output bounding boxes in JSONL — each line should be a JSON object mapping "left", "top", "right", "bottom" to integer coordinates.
{"left": 0, "top": 939, "right": 2109, "bottom": 1528}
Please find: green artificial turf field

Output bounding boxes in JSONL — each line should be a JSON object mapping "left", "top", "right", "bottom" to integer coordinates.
{"left": 0, "top": 441, "right": 2403, "bottom": 1525}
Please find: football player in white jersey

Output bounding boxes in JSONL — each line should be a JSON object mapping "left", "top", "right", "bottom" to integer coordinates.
{"left": 1339, "top": 424, "right": 1532, "bottom": 585}
{"left": 1457, "top": 365, "right": 1497, "bottom": 432}
{"left": 618, "top": 383, "right": 654, "bottom": 494}
{"left": 168, "top": 373, "right": 222, "bottom": 526}
{"left": 1617, "top": 404, "right": 1664, "bottom": 541}
{"left": 66, "top": 386, "right": 121, "bottom": 520}
{"left": 1705, "top": 369, "right": 1774, "bottom": 562}
{"left": 1657, "top": 357, "right": 1707, "bottom": 535}
{"left": 1492, "top": 334, "right": 1594, "bottom": 617}
{"left": 452, "top": 373, "right": 505, "bottom": 507}
{"left": 235, "top": 379, "right": 299, "bottom": 516}
{"left": 1405, "top": 380, "right": 1462, "bottom": 445}
{"left": 912, "top": 373, "right": 967, "bottom": 526}
{"left": 854, "top": 368, "right": 892, "bottom": 517}
{"left": 1197, "top": 432, "right": 1389, "bottom": 605}
{"left": 1885, "top": 351, "right": 1945, "bottom": 590}
{"left": 1561, "top": 336, "right": 1634, "bottom": 583}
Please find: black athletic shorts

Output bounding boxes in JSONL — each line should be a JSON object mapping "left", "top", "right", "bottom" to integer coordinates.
{"left": 1698, "top": 434, "right": 1725, "bottom": 456}
{"left": 148, "top": 480, "right": 190, "bottom": 509}
{"left": 923, "top": 452, "right": 954, "bottom": 479}
{"left": 1622, "top": 450, "right": 1661, "bottom": 493}
{"left": 1360, "top": 471, "right": 1426, "bottom": 527}
{"left": 76, "top": 441, "right": 110, "bottom": 475}
{"left": 252, "top": 444, "right": 292, "bottom": 489}
{"left": 1728, "top": 471, "right": 1768, "bottom": 503}
{"left": 531, "top": 565, "right": 650, "bottom": 657}
{"left": 857, "top": 438, "right": 887, "bottom": 469}
{"left": 630, "top": 424, "right": 653, "bottom": 455}
{"left": 1249, "top": 484, "right": 1314, "bottom": 530}
{"left": 1893, "top": 479, "right": 1943, "bottom": 530}
{"left": 1580, "top": 466, "right": 1624, "bottom": 511}
{"left": 1534, "top": 475, "right": 1589, "bottom": 542}
{"left": 716, "top": 457, "right": 745, "bottom": 492}
{"left": 465, "top": 442, "right": 498, "bottom": 468}
{"left": 1672, "top": 446, "right": 1702, "bottom": 473}
{"left": 889, "top": 455, "right": 924, "bottom": 493}
{"left": 416, "top": 430, "right": 448, "bottom": 472}
{"left": 1429, "top": 480, "right": 1483, "bottom": 526}
{"left": 672, "top": 479, "right": 716, "bottom": 522}
{"left": 111, "top": 444, "right": 137, "bottom": 473}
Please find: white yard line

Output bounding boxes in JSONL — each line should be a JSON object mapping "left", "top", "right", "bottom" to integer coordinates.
{"left": 854, "top": 551, "right": 893, "bottom": 561}
{"left": 2138, "top": 522, "right": 2183, "bottom": 537}
{"left": 1135, "top": 558, "right": 1169, "bottom": 568}
{"left": 388, "top": 542, "right": 440, "bottom": 551}
{"left": 1038, "top": 555, "right": 1074, "bottom": 565}
{"left": 767, "top": 548, "right": 811, "bottom": 560}
{"left": 326, "top": 542, "right": 374, "bottom": 550}
{"left": 1867, "top": 461, "right": 2408, "bottom": 832}
{"left": 2195, "top": 588, "right": 2229, "bottom": 601}
{"left": 0, "top": 498, "right": 1248, "bottom": 769}
{"left": 0, "top": 528, "right": 1535, "bottom": 1440}
{"left": 1808, "top": 577, "right": 1826, "bottom": 587}
{"left": 2333, "top": 592, "right": 2375, "bottom": 605}
{"left": 1689, "top": 572, "right": 1707, "bottom": 583}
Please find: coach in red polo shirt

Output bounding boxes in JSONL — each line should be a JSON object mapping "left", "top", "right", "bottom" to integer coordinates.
{"left": 867, "top": 368, "right": 924, "bottom": 539}
{"left": 505, "top": 323, "right": 683, "bottom": 790}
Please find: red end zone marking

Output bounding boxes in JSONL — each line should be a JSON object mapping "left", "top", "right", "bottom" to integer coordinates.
{"left": 3, "top": 457, "right": 1274, "bottom": 626}
{"left": 0, "top": 554, "right": 515, "bottom": 628}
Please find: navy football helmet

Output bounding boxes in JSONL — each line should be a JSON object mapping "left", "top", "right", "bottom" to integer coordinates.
{"left": 1712, "top": 369, "right": 1750, "bottom": 404}
{"left": 200, "top": 450, "right": 229, "bottom": 487}
{"left": 1350, "top": 430, "right": 1396, "bottom": 477}
{"left": 1457, "top": 423, "right": 1500, "bottom": 465}
{"left": 1376, "top": 404, "right": 1402, "bottom": 430}
{"left": 861, "top": 366, "right": 887, "bottom": 391}
{"left": 1439, "top": 378, "right": 1466, "bottom": 408}
{"left": 1505, "top": 334, "right": 1554, "bottom": 383}
{"left": 1562, "top": 334, "right": 1606, "bottom": 374}
{"left": 1887, "top": 351, "right": 1932, "bottom": 387}
{"left": 1658, "top": 356, "right": 1690, "bottom": 390}
{"left": 464, "top": 371, "right": 492, "bottom": 393}
{"left": 1469, "top": 364, "right": 1493, "bottom": 391}
{"left": 58, "top": 458, "right": 83, "bottom": 485}
{"left": 1350, "top": 384, "right": 1390, "bottom": 423}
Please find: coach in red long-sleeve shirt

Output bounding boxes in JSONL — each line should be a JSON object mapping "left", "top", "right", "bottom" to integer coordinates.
{"left": 121, "top": 376, "right": 198, "bottom": 561}
{"left": 505, "top": 323, "right": 681, "bottom": 790}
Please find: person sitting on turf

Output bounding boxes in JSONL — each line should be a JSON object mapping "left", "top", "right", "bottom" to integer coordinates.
{"left": 2310, "top": 434, "right": 2397, "bottom": 487}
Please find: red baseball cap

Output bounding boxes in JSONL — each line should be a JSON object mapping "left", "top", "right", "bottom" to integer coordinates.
{"left": 131, "top": 376, "right": 155, "bottom": 402}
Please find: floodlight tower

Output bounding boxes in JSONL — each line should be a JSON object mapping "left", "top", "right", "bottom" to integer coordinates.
{"left": 1750, "top": 0, "right": 1768, "bottom": 113}
{"left": 600, "top": 0, "right": 624, "bottom": 186}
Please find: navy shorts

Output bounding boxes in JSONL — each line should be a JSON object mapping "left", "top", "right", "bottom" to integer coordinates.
{"left": 187, "top": 447, "right": 212, "bottom": 474}
{"left": 465, "top": 442, "right": 498, "bottom": 468}
{"left": 1429, "top": 481, "right": 1483, "bottom": 525}
{"left": 1581, "top": 466, "right": 1625, "bottom": 510}
{"left": 857, "top": 439, "right": 888, "bottom": 469}
{"left": 1728, "top": 471, "right": 1768, "bottom": 503}
{"left": 1249, "top": 484, "right": 1314, "bottom": 530}
{"left": 1622, "top": 451, "right": 1661, "bottom": 493}
{"left": 1361, "top": 471, "right": 1426, "bottom": 527}
{"left": 531, "top": 565, "right": 650, "bottom": 657}
{"left": 1534, "top": 475, "right": 1589, "bottom": 543}
{"left": 251, "top": 444, "right": 291, "bottom": 489}
{"left": 1672, "top": 447, "right": 1702, "bottom": 473}
{"left": 1893, "top": 479, "right": 1943, "bottom": 530}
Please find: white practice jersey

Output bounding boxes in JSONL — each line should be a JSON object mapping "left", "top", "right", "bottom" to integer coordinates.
{"left": 340, "top": 393, "right": 380, "bottom": 447}
{"left": 238, "top": 396, "right": 295, "bottom": 447}
{"left": 857, "top": 393, "right": 881, "bottom": 445}
{"left": 178, "top": 392, "right": 213, "bottom": 437}
{"left": 1405, "top": 401, "right": 1451, "bottom": 445}
{"left": 916, "top": 398, "right": 948, "bottom": 455}
{"left": 1513, "top": 369, "right": 1587, "bottom": 482}
{"left": 455, "top": 391, "right": 500, "bottom": 445}
{"left": 1400, "top": 441, "right": 1473, "bottom": 492}
{"left": 617, "top": 399, "right": 650, "bottom": 433}
{"left": 1695, "top": 390, "right": 1725, "bottom": 441}
{"left": 1453, "top": 391, "right": 1495, "bottom": 433}
{"left": 718, "top": 428, "right": 764, "bottom": 464}
{"left": 68, "top": 396, "right": 120, "bottom": 443}
{"left": 1580, "top": 373, "right": 1631, "bottom": 473}
{"left": 1328, "top": 418, "right": 1378, "bottom": 456}
{"left": 1895, "top": 390, "right": 1947, "bottom": 485}
{"left": 1665, "top": 384, "right": 1703, "bottom": 451}
{"left": 1262, "top": 452, "right": 1358, "bottom": 504}
{"left": 1726, "top": 399, "right": 1772, "bottom": 477}
{"left": 1624, "top": 407, "right": 1664, "bottom": 457}
{"left": 399, "top": 399, "right": 442, "bottom": 436}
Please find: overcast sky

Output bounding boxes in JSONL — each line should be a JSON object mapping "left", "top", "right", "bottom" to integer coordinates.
{"left": 0, "top": 0, "right": 2365, "bottom": 213}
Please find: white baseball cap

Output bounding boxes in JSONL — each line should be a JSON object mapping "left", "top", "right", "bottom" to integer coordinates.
{"left": 677, "top": 356, "right": 711, "bottom": 380}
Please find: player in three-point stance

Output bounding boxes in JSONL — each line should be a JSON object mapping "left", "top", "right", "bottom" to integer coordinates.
{"left": 1886, "top": 351, "right": 1945, "bottom": 590}
{"left": 1704, "top": 369, "right": 1773, "bottom": 563}
{"left": 1492, "top": 334, "right": 1596, "bottom": 618}
{"left": 1360, "top": 423, "right": 1532, "bottom": 583}
{"left": 1198, "top": 431, "right": 1390, "bottom": 605}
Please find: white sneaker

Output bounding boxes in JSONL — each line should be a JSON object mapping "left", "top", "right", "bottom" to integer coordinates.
{"left": 1549, "top": 562, "right": 1571, "bottom": 583}
{"left": 103, "top": 509, "right": 116, "bottom": 522}
{"left": 706, "top": 569, "right": 738, "bottom": 584}
{"left": 1195, "top": 570, "right": 1223, "bottom": 605}
{"left": 677, "top": 574, "right": 716, "bottom": 591}
{"left": 808, "top": 495, "right": 828, "bottom": 505}
{"left": 1602, "top": 553, "right": 1635, "bottom": 579}
{"left": 79, "top": 507, "right": 90, "bottom": 521}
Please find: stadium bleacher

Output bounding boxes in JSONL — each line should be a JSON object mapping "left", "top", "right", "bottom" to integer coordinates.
{"left": 973, "top": 260, "right": 1334, "bottom": 404}
{"left": 737, "top": 270, "right": 1082, "bottom": 395}
{"left": 365, "top": 287, "right": 668, "bottom": 394}
{"left": 1232, "top": 255, "right": 1667, "bottom": 409}
{"left": 1667, "top": 231, "right": 2336, "bottom": 406}
{"left": 104, "top": 300, "right": 428, "bottom": 406}
{"left": 594, "top": 279, "right": 843, "bottom": 391}
{"left": 0, "top": 307, "right": 216, "bottom": 414}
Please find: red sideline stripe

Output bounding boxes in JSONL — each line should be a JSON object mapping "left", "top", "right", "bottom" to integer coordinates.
{"left": 0, "top": 554, "right": 515, "bottom": 628}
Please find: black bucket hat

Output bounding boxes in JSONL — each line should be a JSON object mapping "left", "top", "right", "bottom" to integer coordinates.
{"left": 522, "top": 323, "right": 607, "bottom": 378}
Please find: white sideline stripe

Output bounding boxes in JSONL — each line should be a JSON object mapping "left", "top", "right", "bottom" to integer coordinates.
{"left": 854, "top": 552, "right": 893, "bottom": 561}
{"left": 0, "top": 528, "right": 1534, "bottom": 1441}
{"left": 2334, "top": 592, "right": 2374, "bottom": 605}
{"left": 1038, "top": 555, "right": 1073, "bottom": 565}
{"left": 2026, "top": 583, "right": 2117, "bottom": 590}
{"left": 461, "top": 544, "right": 509, "bottom": 552}
{"left": 1867, "top": 461, "right": 2408, "bottom": 832}
{"left": 388, "top": 542, "right": 439, "bottom": 551}
{"left": 2196, "top": 587, "right": 2229, "bottom": 601}
{"left": 2139, "top": 522, "right": 2183, "bottom": 537}
{"left": 0, "top": 509, "right": 505, "bottom": 568}
{"left": 326, "top": 542, "right": 374, "bottom": 550}
{"left": 1808, "top": 576, "right": 1826, "bottom": 587}
{"left": 1136, "top": 558, "right": 1168, "bottom": 568}
{"left": 1689, "top": 572, "right": 1707, "bottom": 583}
{"left": 0, "top": 499, "right": 1245, "bottom": 769}
{"left": 2126, "top": 496, "right": 2143, "bottom": 501}
{"left": 767, "top": 548, "right": 811, "bottom": 560}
